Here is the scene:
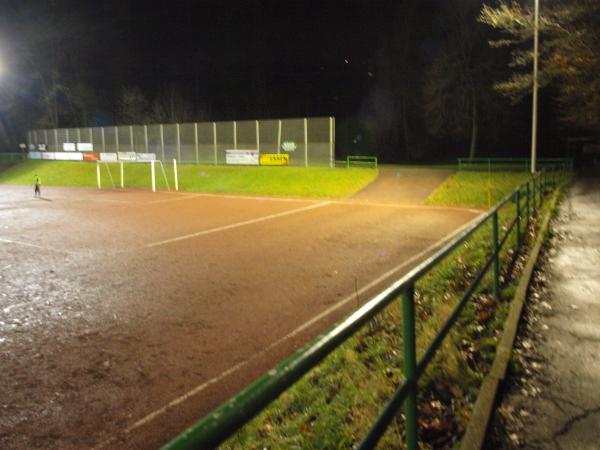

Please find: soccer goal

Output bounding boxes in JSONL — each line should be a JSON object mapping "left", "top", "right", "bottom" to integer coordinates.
{"left": 96, "top": 160, "right": 177, "bottom": 192}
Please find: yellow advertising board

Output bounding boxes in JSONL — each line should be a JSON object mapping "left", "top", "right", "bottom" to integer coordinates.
{"left": 260, "top": 153, "right": 289, "bottom": 166}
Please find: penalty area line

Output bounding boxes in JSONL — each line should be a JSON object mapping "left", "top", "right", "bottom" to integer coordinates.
{"left": 94, "top": 212, "right": 482, "bottom": 449}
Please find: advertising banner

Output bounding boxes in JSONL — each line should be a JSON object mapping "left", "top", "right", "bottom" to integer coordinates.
{"left": 29, "top": 151, "right": 42, "bottom": 160}
{"left": 55, "top": 152, "right": 83, "bottom": 161}
{"left": 83, "top": 152, "right": 100, "bottom": 161}
{"left": 225, "top": 149, "right": 259, "bottom": 165}
{"left": 260, "top": 154, "right": 289, "bottom": 166}
{"left": 100, "top": 153, "right": 118, "bottom": 161}
{"left": 118, "top": 152, "right": 137, "bottom": 161}
{"left": 42, "top": 152, "right": 56, "bottom": 160}
{"left": 77, "top": 143, "right": 93, "bottom": 151}
{"left": 63, "top": 143, "right": 76, "bottom": 151}
{"left": 136, "top": 153, "right": 156, "bottom": 161}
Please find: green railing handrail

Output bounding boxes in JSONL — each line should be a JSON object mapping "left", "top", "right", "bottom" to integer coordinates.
{"left": 347, "top": 155, "right": 378, "bottom": 168}
{"left": 457, "top": 157, "right": 573, "bottom": 172}
{"left": 161, "top": 164, "right": 568, "bottom": 450}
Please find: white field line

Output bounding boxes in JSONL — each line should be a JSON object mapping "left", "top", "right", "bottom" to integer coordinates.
{"left": 0, "top": 237, "right": 70, "bottom": 254}
{"left": 94, "top": 213, "right": 482, "bottom": 449}
{"left": 145, "top": 201, "right": 331, "bottom": 248}
{"left": 147, "top": 191, "right": 483, "bottom": 214}
{"left": 146, "top": 191, "right": 319, "bottom": 205}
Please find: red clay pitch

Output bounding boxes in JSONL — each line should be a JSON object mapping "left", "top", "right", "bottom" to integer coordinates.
{"left": 0, "top": 177, "right": 481, "bottom": 449}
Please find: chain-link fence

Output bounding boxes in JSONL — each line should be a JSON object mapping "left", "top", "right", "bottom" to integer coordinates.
{"left": 28, "top": 117, "right": 335, "bottom": 167}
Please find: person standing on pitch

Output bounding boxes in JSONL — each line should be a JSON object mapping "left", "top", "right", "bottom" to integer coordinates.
{"left": 34, "top": 174, "right": 41, "bottom": 197}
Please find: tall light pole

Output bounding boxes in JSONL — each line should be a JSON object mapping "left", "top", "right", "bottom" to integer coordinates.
{"left": 530, "top": 0, "right": 540, "bottom": 174}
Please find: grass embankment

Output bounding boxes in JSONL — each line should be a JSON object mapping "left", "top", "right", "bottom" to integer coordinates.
{"left": 426, "top": 171, "right": 532, "bottom": 208}
{"left": 0, "top": 160, "right": 377, "bottom": 199}
{"left": 222, "top": 171, "right": 544, "bottom": 449}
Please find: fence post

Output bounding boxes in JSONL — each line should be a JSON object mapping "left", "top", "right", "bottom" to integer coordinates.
{"left": 233, "top": 121, "right": 237, "bottom": 150}
{"left": 493, "top": 211, "right": 500, "bottom": 300}
{"left": 160, "top": 124, "right": 165, "bottom": 161}
{"left": 402, "top": 285, "right": 418, "bottom": 450}
{"left": 256, "top": 120, "right": 260, "bottom": 153}
{"left": 194, "top": 123, "right": 199, "bottom": 164}
{"left": 515, "top": 189, "right": 521, "bottom": 250}
{"left": 329, "top": 117, "right": 334, "bottom": 168}
{"left": 176, "top": 123, "right": 181, "bottom": 161}
{"left": 525, "top": 181, "right": 531, "bottom": 228}
{"left": 304, "top": 118, "right": 308, "bottom": 167}
{"left": 115, "top": 126, "right": 119, "bottom": 152}
{"left": 277, "top": 120, "right": 282, "bottom": 154}
{"left": 130, "top": 125, "right": 134, "bottom": 151}
{"left": 213, "top": 122, "right": 218, "bottom": 165}
{"left": 54, "top": 129, "right": 59, "bottom": 151}
{"left": 144, "top": 125, "right": 149, "bottom": 153}
{"left": 532, "top": 176, "right": 537, "bottom": 215}
{"left": 173, "top": 158, "right": 179, "bottom": 192}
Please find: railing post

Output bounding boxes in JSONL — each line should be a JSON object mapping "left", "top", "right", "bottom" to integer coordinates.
{"left": 493, "top": 211, "right": 500, "bottom": 300}
{"left": 515, "top": 189, "right": 521, "bottom": 250}
{"left": 526, "top": 181, "right": 531, "bottom": 228}
{"left": 532, "top": 176, "right": 537, "bottom": 215}
{"left": 538, "top": 173, "right": 543, "bottom": 207}
{"left": 402, "top": 285, "right": 418, "bottom": 450}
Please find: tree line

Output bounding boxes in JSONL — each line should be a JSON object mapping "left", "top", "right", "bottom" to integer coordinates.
{"left": 0, "top": 0, "right": 598, "bottom": 161}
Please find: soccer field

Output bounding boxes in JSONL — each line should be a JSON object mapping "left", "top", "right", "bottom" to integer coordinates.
{"left": 0, "top": 183, "right": 481, "bottom": 449}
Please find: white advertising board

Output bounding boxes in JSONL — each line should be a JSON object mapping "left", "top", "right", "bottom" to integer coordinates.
{"left": 54, "top": 152, "right": 83, "bottom": 161}
{"left": 77, "top": 143, "right": 93, "bottom": 151}
{"left": 225, "top": 149, "right": 259, "bottom": 165}
{"left": 100, "top": 153, "right": 118, "bottom": 161}
{"left": 118, "top": 152, "right": 137, "bottom": 161}
{"left": 63, "top": 143, "right": 76, "bottom": 151}
{"left": 136, "top": 153, "right": 156, "bottom": 161}
{"left": 42, "top": 152, "right": 56, "bottom": 160}
{"left": 29, "top": 151, "right": 42, "bottom": 160}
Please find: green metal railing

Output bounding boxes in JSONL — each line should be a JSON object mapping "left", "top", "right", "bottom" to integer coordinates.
{"left": 457, "top": 157, "right": 573, "bottom": 172}
{"left": 161, "top": 164, "right": 569, "bottom": 450}
{"left": 347, "top": 155, "right": 378, "bottom": 169}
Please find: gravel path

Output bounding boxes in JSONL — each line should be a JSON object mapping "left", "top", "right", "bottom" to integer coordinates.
{"left": 488, "top": 168, "right": 600, "bottom": 449}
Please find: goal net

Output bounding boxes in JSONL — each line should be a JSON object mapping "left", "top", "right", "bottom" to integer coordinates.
{"left": 96, "top": 160, "right": 172, "bottom": 192}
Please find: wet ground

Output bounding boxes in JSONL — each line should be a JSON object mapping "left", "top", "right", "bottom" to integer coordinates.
{"left": 0, "top": 169, "right": 481, "bottom": 449}
{"left": 488, "top": 168, "right": 600, "bottom": 449}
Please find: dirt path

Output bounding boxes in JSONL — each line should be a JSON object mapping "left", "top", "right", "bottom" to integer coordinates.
{"left": 350, "top": 167, "right": 454, "bottom": 204}
{"left": 488, "top": 168, "right": 600, "bottom": 448}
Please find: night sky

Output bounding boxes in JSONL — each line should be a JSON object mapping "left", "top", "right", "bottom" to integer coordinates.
{"left": 0, "top": 0, "right": 566, "bottom": 161}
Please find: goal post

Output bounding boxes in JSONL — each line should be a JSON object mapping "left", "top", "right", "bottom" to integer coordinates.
{"left": 96, "top": 160, "right": 173, "bottom": 192}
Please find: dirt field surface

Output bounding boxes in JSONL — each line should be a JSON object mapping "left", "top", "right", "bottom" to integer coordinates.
{"left": 0, "top": 173, "right": 480, "bottom": 449}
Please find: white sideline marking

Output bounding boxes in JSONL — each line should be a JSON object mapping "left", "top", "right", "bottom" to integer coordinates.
{"left": 145, "top": 201, "right": 331, "bottom": 248}
{"left": 0, "top": 237, "right": 69, "bottom": 254}
{"left": 94, "top": 213, "right": 482, "bottom": 449}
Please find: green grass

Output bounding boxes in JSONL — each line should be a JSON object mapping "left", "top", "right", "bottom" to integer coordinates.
{"left": 0, "top": 161, "right": 378, "bottom": 199}
{"left": 425, "top": 171, "right": 532, "bottom": 208}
